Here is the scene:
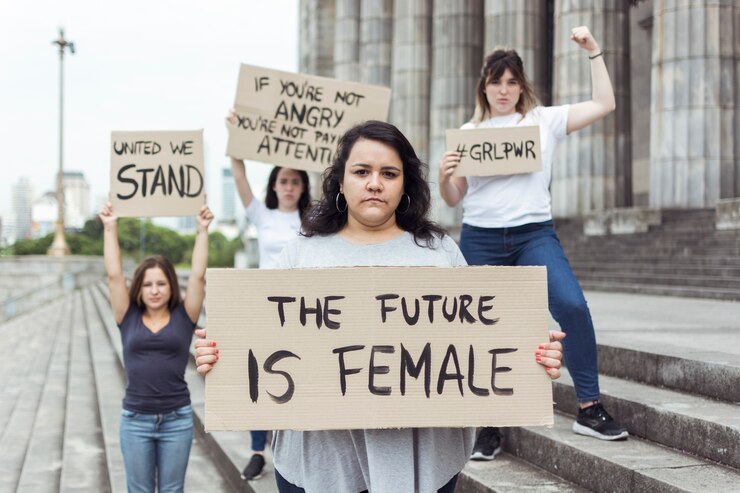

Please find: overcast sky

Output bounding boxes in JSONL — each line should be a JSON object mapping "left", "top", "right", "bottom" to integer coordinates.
{"left": 0, "top": 0, "right": 298, "bottom": 222}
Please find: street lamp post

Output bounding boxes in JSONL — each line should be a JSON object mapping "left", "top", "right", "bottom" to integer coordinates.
{"left": 47, "top": 28, "right": 75, "bottom": 256}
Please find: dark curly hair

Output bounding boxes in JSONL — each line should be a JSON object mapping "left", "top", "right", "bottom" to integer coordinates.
{"left": 264, "top": 166, "right": 311, "bottom": 218}
{"left": 302, "top": 120, "right": 446, "bottom": 247}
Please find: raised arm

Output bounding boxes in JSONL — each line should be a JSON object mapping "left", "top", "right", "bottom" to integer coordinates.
{"left": 565, "top": 26, "right": 616, "bottom": 135}
{"left": 438, "top": 151, "right": 469, "bottom": 207}
{"left": 99, "top": 201, "right": 129, "bottom": 323}
{"left": 184, "top": 205, "right": 213, "bottom": 323}
{"left": 226, "top": 109, "right": 255, "bottom": 208}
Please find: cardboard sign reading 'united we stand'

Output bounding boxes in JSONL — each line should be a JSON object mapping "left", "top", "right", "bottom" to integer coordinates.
{"left": 205, "top": 266, "right": 553, "bottom": 431}
{"left": 446, "top": 126, "right": 542, "bottom": 177}
{"left": 110, "top": 130, "right": 205, "bottom": 217}
{"left": 226, "top": 64, "right": 391, "bottom": 173}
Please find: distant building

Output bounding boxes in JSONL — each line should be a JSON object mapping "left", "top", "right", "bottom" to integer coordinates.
{"left": 32, "top": 191, "right": 58, "bottom": 238}
{"left": 178, "top": 215, "right": 196, "bottom": 233}
{"left": 63, "top": 171, "right": 91, "bottom": 230}
{"left": 11, "top": 177, "right": 33, "bottom": 241}
{"left": 222, "top": 167, "right": 237, "bottom": 223}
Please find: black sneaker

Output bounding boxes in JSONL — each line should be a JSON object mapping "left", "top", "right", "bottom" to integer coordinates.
{"left": 470, "top": 427, "right": 503, "bottom": 460}
{"left": 572, "top": 402, "right": 628, "bottom": 441}
{"left": 241, "top": 454, "right": 266, "bottom": 480}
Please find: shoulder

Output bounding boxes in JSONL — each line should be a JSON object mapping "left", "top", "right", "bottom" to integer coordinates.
{"left": 436, "top": 235, "right": 467, "bottom": 267}
{"left": 460, "top": 121, "right": 477, "bottom": 130}
{"left": 173, "top": 302, "right": 197, "bottom": 328}
{"left": 245, "top": 197, "right": 268, "bottom": 220}
{"left": 528, "top": 105, "right": 569, "bottom": 124}
{"left": 118, "top": 303, "right": 142, "bottom": 329}
{"left": 277, "top": 235, "right": 336, "bottom": 268}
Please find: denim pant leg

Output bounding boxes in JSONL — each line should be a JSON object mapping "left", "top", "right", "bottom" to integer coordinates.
{"left": 251, "top": 430, "right": 268, "bottom": 452}
{"left": 156, "top": 405, "right": 193, "bottom": 493}
{"left": 459, "top": 224, "right": 514, "bottom": 266}
{"left": 515, "top": 225, "right": 600, "bottom": 402}
{"left": 120, "top": 409, "right": 157, "bottom": 493}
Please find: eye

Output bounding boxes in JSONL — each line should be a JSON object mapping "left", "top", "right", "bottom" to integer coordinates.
{"left": 382, "top": 170, "right": 399, "bottom": 178}
{"left": 354, "top": 169, "right": 368, "bottom": 175}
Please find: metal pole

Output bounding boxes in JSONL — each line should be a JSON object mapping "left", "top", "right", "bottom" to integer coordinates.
{"left": 48, "top": 28, "right": 74, "bottom": 256}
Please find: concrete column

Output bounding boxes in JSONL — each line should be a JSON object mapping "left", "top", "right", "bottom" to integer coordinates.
{"left": 429, "top": 0, "right": 484, "bottom": 228}
{"left": 360, "top": 0, "right": 393, "bottom": 86}
{"left": 483, "top": 0, "right": 551, "bottom": 105}
{"left": 551, "top": 0, "right": 631, "bottom": 217}
{"left": 299, "top": 0, "right": 335, "bottom": 77}
{"left": 334, "top": 0, "right": 361, "bottom": 82}
{"left": 390, "top": 0, "right": 432, "bottom": 162}
{"left": 649, "top": 0, "right": 740, "bottom": 206}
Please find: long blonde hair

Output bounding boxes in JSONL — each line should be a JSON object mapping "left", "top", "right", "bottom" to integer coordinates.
{"left": 471, "top": 48, "right": 540, "bottom": 124}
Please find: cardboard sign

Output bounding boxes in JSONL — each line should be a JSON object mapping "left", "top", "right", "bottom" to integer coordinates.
{"left": 226, "top": 64, "right": 391, "bottom": 173}
{"left": 446, "top": 126, "right": 542, "bottom": 176}
{"left": 110, "top": 130, "right": 205, "bottom": 217}
{"left": 205, "top": 266, "right": 552, "bottom": 431}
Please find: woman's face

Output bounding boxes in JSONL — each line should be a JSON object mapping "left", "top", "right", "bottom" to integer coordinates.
{"left": 273, "top": 168, "right": 305, "bottom": 211}
{"left": 485, "top": 68, "right": 522, "bottom": 117}
{"left": 340, "top": 138, "right": 404, "bottom": 230}
{"left": 139, "top": 267, "right": 171, "bottom": 311}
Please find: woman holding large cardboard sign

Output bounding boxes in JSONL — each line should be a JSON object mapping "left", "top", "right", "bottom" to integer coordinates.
{"left": 196, "top": 120, "right": 564, "bottom": 493}
{"left": 100, "top": 201, "right": 213, "bottom": 492}
{"left": 438, "top": 26, "right": 627, "bottom": 459}
{"left": 226, "top": 109, "right": 312, "bottom": 481}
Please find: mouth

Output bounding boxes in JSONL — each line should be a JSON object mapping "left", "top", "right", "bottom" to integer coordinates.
{"left": 364, "top": 198, "right": 385, "bottom": 204}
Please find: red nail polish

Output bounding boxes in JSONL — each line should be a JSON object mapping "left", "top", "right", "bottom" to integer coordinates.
{"left": 546, "top": 367, "right": 551, "bottom": 372}
{"left": 211, "top": 341, "right": 216, "bottom": 347}
{"left": 536, "top": 356, "right": 542, "bottom": 362}
{"left": 535, "top": 351, "right": 542, "bottom": 356}
{"left": 538, "top": 344, "right": 545, "bottom": 349}
{"left": 216, "top": 355, "right": 219, "bottom": 360}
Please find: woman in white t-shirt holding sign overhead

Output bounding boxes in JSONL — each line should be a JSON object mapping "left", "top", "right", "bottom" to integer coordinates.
{"left": 226, "top": 110, "right": 311, "bottom": 480}
{"left": 438, "top": 26, "right": 628, "bottom": 460}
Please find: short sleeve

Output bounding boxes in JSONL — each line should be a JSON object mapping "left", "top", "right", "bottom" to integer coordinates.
{"left": 244, "top": 198, "right": 268, "bottom": 227}
{"left": 276, "top": 238, "right": 299, "bottom": 269}
{"left": 440, "top": 235, "right": 468, "bottom": 267}
{"left": 117, "top": 303, "right": 140, "bottom": 330}
{"left": 538, "top": 105, "right": 569, "bottom": 142}
{"left": 460, "top": 121, "right": 477, "bottom": 130}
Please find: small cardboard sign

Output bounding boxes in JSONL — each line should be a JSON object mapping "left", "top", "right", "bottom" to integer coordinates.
{"left": 446, "top": 126, "right": 542, "bottom": 177}
{"left": 226, "top": 64, "right": 392, "bottom": 173}
{"left": 110, "top": 130, "right": 205, "bottom": 217}
{"left": 205, "top": 266, "right": 552, "bottom": 431}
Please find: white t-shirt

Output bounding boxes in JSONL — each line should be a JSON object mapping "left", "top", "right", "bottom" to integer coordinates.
{"left": 461, "top": 105, "right": 569, "bottom": 228}
{"left": 244, "top": 198, "right": 302, "bottom": 269}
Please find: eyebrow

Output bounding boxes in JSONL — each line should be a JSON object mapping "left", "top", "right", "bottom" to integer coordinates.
{"left": 350, "top": 163, "right": 402, "bottom": 171}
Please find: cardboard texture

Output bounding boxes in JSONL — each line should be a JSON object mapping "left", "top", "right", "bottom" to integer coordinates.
{"left": 226, "top": 64, "right": 391, "bottom": 173}
{"left": 205, "top": 266, "right": 552, "bottom": 431}
{"left": 446, "top": 126, "right": 542, "bottom": 177}
{"left": 110, "top": 130, "right": 205, "bottom": 217}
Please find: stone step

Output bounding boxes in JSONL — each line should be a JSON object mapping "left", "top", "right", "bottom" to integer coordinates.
{"left": 83, "top": 287, "right": 128, "bottom": 493}
{"left": 59, "top": 290, "right": 109, "bottom": 492}
{"left": 0, "top": 297, "right": 66, "bottom": 492}
{"left": 577, "top": 280, "right": 740, "bottom": 301}
{"left": 458, "top": 452, "right": 590, "bottom": 492}
{"left": 569, "top": 254, "right": 740, "bottom": 267}
{"left": 504, "top": 413, "right": 740, "bottom": 493}
{"left": 553, "top": 370, "right": 740, "bottom": 470}
{"left": 595, "top": 341, "right": 740, "bottom": 404}
{"left": 15, "top": 298, "right": 74, "bottom": 493}
{"left": 570, "top": 261, "right": 740, "bottom": 278}
{"left": 573, "top": 271, "right": 740, "bottom": 290}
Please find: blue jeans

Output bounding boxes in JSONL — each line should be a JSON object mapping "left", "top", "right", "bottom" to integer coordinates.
{"left": 119, "top": 404, "right": 193, "bottom": 493}
{"left": 460, "top": 221, "right": 600, "bottom": 402}
{"left": 251, "top": 430, "right": 268, "bottom": 451}
{"left": 274, "top": 469, "right": 458, "bottom": 493}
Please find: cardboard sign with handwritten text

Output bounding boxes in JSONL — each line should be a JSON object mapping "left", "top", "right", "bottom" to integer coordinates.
{"left": 227, "top": 64, "right": 391, "bottom": 173}
{"left": 110, "top": 130, "right": 205, "bottom": 217}
{"left": 205, "top": 266, "right": 552, "bottom": 431}
{"left": 446, "top": 126, "right": 542, "bottom": 177}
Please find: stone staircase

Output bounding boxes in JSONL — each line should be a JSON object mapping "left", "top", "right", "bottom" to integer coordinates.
{"left": 2, "top": 263, "right": 739, "bottom": 492}
{"left": 555, "top": 209, "right": 740, "bottom": 301}
{"left": 0, "top": 282, "right": 233, "bottom": 493}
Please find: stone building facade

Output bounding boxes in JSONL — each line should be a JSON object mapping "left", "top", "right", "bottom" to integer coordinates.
{"left": 298, "top": 0, "right": 740, "bottom": 228}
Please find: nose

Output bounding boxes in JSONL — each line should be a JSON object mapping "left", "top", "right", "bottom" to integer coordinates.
{"left": 367, "top": 172, "right": 382, "bottom": 191}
